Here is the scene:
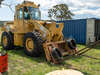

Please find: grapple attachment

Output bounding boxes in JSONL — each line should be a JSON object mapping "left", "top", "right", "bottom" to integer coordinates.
{"left": 43, "top": 39, "right": 77, "bottom": 64}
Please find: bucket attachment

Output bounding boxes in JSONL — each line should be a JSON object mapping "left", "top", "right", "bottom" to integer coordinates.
{"left": 43, "top": 39, "right": 77, "bottom": 64}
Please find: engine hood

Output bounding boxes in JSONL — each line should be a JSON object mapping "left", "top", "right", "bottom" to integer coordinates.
{"left": 25, "top": 20, "right": 57, "bottom": 26}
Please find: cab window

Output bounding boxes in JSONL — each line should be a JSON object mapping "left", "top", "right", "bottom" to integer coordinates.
{"left": 24, "top": 7, "right": 30, "bottom": 20}
{"left": 17, "top": 8, "right": 23, "bottom": 19}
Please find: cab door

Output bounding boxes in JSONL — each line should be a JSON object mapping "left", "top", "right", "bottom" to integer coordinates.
{"left": 16, "top": 8, "right": 24, "bottom": 33}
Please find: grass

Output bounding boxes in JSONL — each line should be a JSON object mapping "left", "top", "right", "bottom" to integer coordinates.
{"left": 1, "top": 44, "right": 100, "bottom": 75}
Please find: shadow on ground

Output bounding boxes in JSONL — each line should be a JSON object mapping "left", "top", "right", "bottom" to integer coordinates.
{"left": 6, "top": 47, "right": 84, "bottom": 68}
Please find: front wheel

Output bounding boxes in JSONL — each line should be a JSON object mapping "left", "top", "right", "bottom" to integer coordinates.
{"left": 23, "top": 32, "right": 43, "bottom": 57}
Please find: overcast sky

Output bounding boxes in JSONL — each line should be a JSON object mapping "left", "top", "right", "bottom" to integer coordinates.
{"left": 0, "top": 0, "right": 100, "bottom": 21}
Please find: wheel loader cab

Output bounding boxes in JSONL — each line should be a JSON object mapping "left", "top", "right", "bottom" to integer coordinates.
{"left": 16, "top": 6, "right": 41, "bottom": 20}
{"left": 14, "top": 2, "right": 41, "bottom": 33}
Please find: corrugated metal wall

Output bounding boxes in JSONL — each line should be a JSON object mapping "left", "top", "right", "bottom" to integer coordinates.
{"left": 57, "top": 19, "right": 87, "bottom": 44}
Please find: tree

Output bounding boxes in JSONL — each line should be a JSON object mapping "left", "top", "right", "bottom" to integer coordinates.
{"left": 48, "top": 4, "right": 74, "bottom": 21}
{"left": 0, "top": 0, "right": 4, "bottom": 5}
{"left": 0, "top": 0, "right": 15, "bottom": 12}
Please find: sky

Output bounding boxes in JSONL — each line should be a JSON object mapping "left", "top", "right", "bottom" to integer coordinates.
{"left": 0, "top": 0, "right": 100, "bottom": 21}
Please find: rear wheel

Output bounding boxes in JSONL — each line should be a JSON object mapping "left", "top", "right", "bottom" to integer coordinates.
{"left": 23, "top": 32, "right": 44, "bottom": 57}
{"left": 1, "top": 31, "right": 14, "bottom": 50}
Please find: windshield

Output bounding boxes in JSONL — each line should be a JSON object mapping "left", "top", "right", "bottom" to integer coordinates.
{"left": 24, "top": 6, "right": 41, "bottom": 20}
{"left": 28, "top": 7, "right": 41, "bottom": 20}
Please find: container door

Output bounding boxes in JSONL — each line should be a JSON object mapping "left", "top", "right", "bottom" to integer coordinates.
{"left": 95, "top": 20, "right": 100, "bottom": 41}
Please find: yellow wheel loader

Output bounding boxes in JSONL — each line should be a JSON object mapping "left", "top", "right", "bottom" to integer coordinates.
{"left": 1, "top": 1, "right": 77, "bottom": 64}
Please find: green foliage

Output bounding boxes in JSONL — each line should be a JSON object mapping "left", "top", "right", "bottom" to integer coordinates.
{"left": 48, "top": 4, "right": 74, "bottom": 21}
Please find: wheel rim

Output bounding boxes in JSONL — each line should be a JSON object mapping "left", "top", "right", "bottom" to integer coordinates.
{"left": 26, "top": 38, "right": 34, "bottom": 52}
{"left": 3, "top": 36, "right": 8, "bottom": 47}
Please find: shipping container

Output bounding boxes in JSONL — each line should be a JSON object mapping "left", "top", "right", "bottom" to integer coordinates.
{"left": 57, "top": 18, "right": 100, "bottom": 44}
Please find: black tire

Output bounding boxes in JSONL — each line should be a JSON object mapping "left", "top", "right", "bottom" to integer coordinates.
{"left": 67, "top": 38, "right": 76, "bottom": 49}
{"left": 51, "top": 48, "right": 63, "bottom": 61}
{"left": 23, "top": 32, "right": 44, "bottom": 57}
{"left": 33, "top": 31, "right": 44, "bottom": 53}
{"left": 1, "top": 31, "right": 14, "bottom": 50}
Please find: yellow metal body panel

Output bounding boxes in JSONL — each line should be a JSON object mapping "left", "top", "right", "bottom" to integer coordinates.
{"left": 14, "top": 33, "right": 24, "bottom": 46}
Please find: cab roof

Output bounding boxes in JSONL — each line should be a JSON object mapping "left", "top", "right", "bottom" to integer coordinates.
{"left": 16, "top": 1, "right": 39, "bottom": 9}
